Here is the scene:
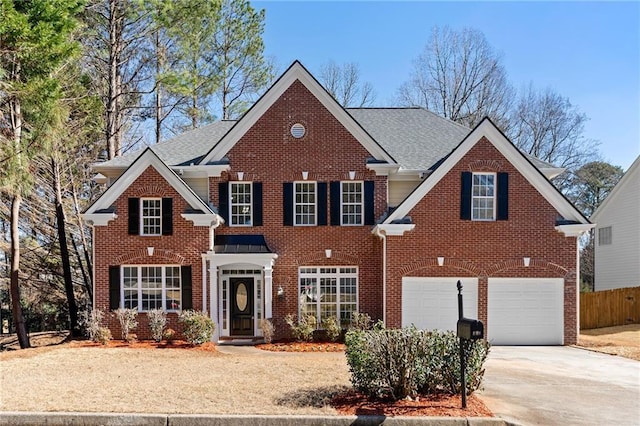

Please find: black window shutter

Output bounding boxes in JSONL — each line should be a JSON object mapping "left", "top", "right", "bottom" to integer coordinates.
{"left": 364, "top": 181, "right": 375, "bottom": 225}
{"left": 330, "top": 181, "right": 341, "bottom": 226}
{"left": 181, "top": 266, "right": 192, "bottom": 310}
{"left": 218, "top": 182, "right": 229, "bottom": 223}
{"left": 109, "top": 266, "right": 121, "bottom": 310}
{"left": 460, "top": 172, "right": 472, "bottom": 220}
{"left": 128, "top": 198, "right": 140, "bottom": 235}
{"left": 283, "top": 182, "right": 293, "bottom": 226}
{"left": 497, "top": 172, "right": 509, "bottom": 221}
{"left": 317, "top": 182, "right": 327, "bottom": 226}
{"left": 253, "top": 182, "right": 263, "bottom": 226}
{"left": 162, "top": 198, "right": 173, "bottom": 235}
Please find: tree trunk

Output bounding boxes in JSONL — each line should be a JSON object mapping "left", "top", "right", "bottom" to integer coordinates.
{"left": 10, "top": 193, "right": 30, "bottom": 349}
{"left": 106, "top": 0, "right": 123, "bottom": 159}
{"left": 52, "top": 158, "right": 80, "bottom": 336}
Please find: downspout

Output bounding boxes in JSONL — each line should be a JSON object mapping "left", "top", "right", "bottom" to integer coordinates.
{"left": 374, "top": 226, "right": 387, "bottom": 326}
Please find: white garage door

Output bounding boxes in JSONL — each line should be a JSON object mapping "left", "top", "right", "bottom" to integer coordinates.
{"left": 402, "top": 277, "right": 478, "bottom": 332}
{"left": 488, "top": 278, "right": 564, "bottom": 345}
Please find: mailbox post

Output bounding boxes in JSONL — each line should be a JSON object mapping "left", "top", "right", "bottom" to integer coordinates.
{"left": 456, "top": 280, "right": 484, "bottom": 409}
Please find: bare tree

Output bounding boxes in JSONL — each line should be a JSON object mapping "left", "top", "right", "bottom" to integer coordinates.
{"left": 397, "top": 26, "right": 513, "bottom": 129}
{"left": 83, "top": 0, "right": 153, "bottom": 158}
{"left": 509, "top": 84, "right": 600, "bottom": 189}
{"left": 319, "top": 61, "right": 376, "bottom": 107}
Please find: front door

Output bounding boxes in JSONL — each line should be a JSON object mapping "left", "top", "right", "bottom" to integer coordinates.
{"left": 230, "top": 277, "right": 254, "bottom": 336}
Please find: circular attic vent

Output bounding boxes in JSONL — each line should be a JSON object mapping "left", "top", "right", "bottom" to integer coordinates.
{"left": 290, "top": 123, "right": 306, "bottom": 139}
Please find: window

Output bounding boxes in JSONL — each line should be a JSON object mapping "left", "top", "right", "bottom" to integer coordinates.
{"left": 141, "top": 198, "right": 162, "bottom": 235}
{"left": 230, "top": 182, "right": 252, "bottom": 226}
{"left": 121, "top": 265, "right": 181, "bottom": 311}
{"left": 598, "top": 226, "right": 612, "bottom": 245}
{"left": 471, "top": 173, "right": 495, "bottom": 221}
{"left": 299, "top": 267, "right": 358, "bottom": 325}
{"left": 341, "top": 181, "right": 363, "bottom": 225}
{"left": 295, "top": 182, "right": 316, "bottom": 225}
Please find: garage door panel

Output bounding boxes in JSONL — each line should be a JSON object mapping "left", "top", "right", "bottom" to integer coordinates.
{"left": 488, "top": 278, "right": 563, "bottom": 345}
{"left": 402, "top": 277, "right": 478, "bottom": 332}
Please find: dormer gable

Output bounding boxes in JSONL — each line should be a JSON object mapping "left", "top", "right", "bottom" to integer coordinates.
{"left": 83, "top": 148, "right": 222, "bottom": 227}
{"left": 199, "top": 61, "right": 397, "bottom": 172}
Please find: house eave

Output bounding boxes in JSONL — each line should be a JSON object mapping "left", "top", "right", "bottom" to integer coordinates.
{"left": 366, "top": 163, "right": 400, "bottom": 176}
{"left": 82, "top": 213, "right": 117, "bottom": 227}
{"left": 181, "top": 213, "right": 224, "bottom": 227}
{"left": 372, "top": 223, "right": 416, "bottom": 237}
{"left": 554, "top": 223, "right": 595, "bottom": 237}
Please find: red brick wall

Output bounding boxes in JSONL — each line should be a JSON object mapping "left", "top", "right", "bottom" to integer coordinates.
{"left": 384, "top": 137, "right": 578, "bottom": 344}
{"left": 93, "top": 167, "right": 209, "bottom": 340}
{"left": 209, "top": 80, "right": 385, "bottom": 337}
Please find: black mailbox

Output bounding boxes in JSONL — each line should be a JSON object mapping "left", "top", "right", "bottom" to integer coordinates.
{"left": 457, "top": 318, "right": 484, "bottom": 340}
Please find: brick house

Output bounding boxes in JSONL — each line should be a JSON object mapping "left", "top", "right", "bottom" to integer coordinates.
{"left": 83, "top": 61, "right": 592, "bottom": 345}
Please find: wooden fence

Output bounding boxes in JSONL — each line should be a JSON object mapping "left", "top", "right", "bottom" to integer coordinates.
{"left": 580, "top": 286, "right": 640, "bottom": 329}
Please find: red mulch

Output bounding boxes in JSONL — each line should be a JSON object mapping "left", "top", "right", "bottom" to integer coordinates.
{"left": 331, "top": 391, "right": 493, "bottom": 417}
{"left": 256, "top": 340, "right": 345, "bottom": 352}
{"left": 68, "top": 339, "right": 218, "bottom": 353}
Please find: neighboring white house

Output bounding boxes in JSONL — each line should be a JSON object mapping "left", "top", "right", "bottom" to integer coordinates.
{"left": 591, "top": 155, "right": 640, "bottom": 291}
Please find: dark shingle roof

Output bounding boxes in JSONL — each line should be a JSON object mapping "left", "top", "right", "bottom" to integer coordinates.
{"left": 99, "top": 121, "right": 235, "bottom": 168}
{"left": 346, "top": 108, "right": 469, "bottom": 170}
{"left": 94, "top": 108, "right": 556, "bottom": 173}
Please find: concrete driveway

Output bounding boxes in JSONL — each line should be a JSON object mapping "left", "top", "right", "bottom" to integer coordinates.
{"left": 479, "top": 346, "right": 640, "bottom": 425}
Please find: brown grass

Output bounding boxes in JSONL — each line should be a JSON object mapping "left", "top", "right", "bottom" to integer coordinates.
{"left": 577, "top": 324, "right": 640, "bottom": 361}
{"left": 0, "top": 340, "right": 350, "bottom": 415}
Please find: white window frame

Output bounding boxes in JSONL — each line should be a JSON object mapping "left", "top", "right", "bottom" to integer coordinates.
{"left": 298, "top": 266, "right": 358, "bottom": 326}
{"left": 121, "top": 265, "right": 181, "bottom": 312}
{"left": 341, "top": 181, "right": 364, "bottom": 226}
{"left": 598, "top": 226, "right": 612, "bottom": 245}
{"left": 471, "top": 172, "right": 496, "bottom": 221}
{"left": 140, "top": 198, "right": 162, "bottom": 236}
{"left": 230, "top": 182, "right": 252, "bottom": 227}
{"left": 294, "top": 181, "right": 317, "bottom": 226}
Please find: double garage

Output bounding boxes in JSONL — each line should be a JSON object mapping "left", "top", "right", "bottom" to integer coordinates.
{"left": 401, "top": 277, "right": 565, "bottom": 345}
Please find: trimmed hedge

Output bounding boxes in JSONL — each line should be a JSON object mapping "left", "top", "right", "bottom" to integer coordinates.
{"left": 345, "top": 327, "right": 490, "bottom": 400}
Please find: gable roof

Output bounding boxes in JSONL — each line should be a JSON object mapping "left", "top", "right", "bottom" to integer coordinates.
{"left": 591, "top": 155, "right": 640, "bottom": 221}
{"left": 198, "top": 61, "right": 396, "bottom": 165}
{"left": 383, "top": 117, "right": 591, "bottom": 225}
{"left": 84, "top": 148, "right": 216, "bottom": 216}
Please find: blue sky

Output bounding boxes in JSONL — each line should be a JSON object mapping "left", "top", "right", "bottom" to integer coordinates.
{"left": 254, "top": 1, "right": 640, "bottom": 171}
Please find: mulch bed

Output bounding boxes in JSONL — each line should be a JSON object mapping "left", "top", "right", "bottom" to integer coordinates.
{"left": 331, "top": 391, "right": 493, "bottom": 417}
{"left": 67, "top": 339, "right": 219, "bottom": 353}
{"left": 256, "top": 340, "right": 345, "bottom": 352}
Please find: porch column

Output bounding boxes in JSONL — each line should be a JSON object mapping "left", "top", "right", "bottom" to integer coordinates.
{"left": 265, "top": 266, "right": 273, "bottom": 319}
{"left": 209, "top": 263, "right": 219, "bottom": 341}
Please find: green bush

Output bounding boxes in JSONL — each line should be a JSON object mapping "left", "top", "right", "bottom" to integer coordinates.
{"left": 96, "top": 327, "right": 112, "bottom": 345}
{"left": 321, "top": 316, "right": 341, "bottom": 342}
{"left": 147, "top": 309, "right": 167, "bottom": 343}
{"left": 344, "top": 327, "right": 490, "bottom": 400}
{"left": 284, "top": 313, "right": 316, "bottom": 342}
{"left": 179, "top": 310, "right": 215, "bottom": 345}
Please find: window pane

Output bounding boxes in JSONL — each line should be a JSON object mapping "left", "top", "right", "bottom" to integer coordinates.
{"left": 471, "top": 173, "right": 495, "bottom": 221}
{"left": 230, "top": 183, "right": 252, "bottom": 226}
{"left": 141, "top": 199, "right": 162, "bottom": 235}
{"left": 341, "top": 182, "right": 363, "bottom": 225}
{"left": 294, "top": 182, "right": 316, "bottom": 226}
{"left": 298, "top": 267, "right": 358, "bottom": 327}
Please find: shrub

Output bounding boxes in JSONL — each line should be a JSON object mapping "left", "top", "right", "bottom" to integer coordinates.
{"left": 259, "top": 319, "right": 275, "bottom": 343}
{"left": 147, "top": 309, "right": 167, "bottom": 343}
{"left": 349, "top": 312, "right": 372, "bottom": 331}
{"left": 321, "top": 316, "right": 341, "bottom": 342}
{"left": 79, "top": 309, "right": 104, "bottom": 342}
{"left": 163, "top": 328, "right": 176, "bottom": 343}
{"left": 113, "top": 308, "right": 138, "bottom": 341}
{"left": 344, "top": 327, "right": 490, "bottom": 400}
{"left": 96, "top": 327, "right": 112, "bottom": 345}
{"left": 284, "top": 313, "right": 316, "bottom": 342}
{"left": 179, "top": 310, "right": 215, "bottom": 345}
